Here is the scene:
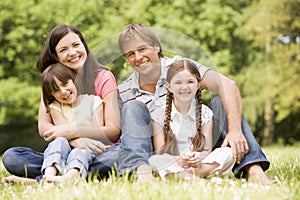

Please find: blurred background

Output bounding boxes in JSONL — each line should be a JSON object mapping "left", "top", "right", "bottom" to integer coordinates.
{"left": 0, "top": 0, "right": 299, "bottom": 154}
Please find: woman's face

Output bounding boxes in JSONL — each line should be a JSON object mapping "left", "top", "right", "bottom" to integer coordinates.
{"left": 55, "top": 32, "right": 87, "bottom": 72}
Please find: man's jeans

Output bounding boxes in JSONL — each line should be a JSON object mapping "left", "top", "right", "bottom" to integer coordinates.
{"left": 209, "top": 96, "right": 270, "bottom": 177}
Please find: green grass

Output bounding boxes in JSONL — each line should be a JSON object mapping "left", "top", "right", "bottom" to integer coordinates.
{"left": 1, "top": 143, "right": 299, "bottom": 200}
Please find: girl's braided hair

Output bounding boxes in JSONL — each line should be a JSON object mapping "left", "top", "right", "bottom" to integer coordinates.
{"left": 159, "top": 59, "right": 205, "bottom": 155}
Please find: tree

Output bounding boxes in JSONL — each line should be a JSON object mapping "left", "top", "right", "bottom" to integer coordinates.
{"left": 238, "top": 0, "right": 300, "bottom": 145}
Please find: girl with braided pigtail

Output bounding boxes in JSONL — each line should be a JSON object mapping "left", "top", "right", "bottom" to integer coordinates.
{"left": 149, "top": 59, "right": 236, "bottom": 181}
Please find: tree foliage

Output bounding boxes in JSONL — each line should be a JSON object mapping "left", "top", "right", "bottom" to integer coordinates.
{"left": 237, "top": 0, "right": 300, "bottom": 144}
{"left": 0, "top": 0, "right": 299, "bottom": 152}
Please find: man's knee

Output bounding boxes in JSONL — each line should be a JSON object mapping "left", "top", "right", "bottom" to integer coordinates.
{"left": 121, "top": 101, "right": 151, "bottom": 125}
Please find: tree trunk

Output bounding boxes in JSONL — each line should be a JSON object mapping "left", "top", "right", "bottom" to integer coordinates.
{"left": 262, "top": 98, "right": 274, "bottom": 146}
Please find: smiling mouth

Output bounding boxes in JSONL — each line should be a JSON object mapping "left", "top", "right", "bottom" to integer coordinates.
{"left": 137, "top": 61, "right": 149, "bottom": 67}
{"left": 69, "top": 56, "right": 80, "bottom": 63}
{"left": 63, "top": 93, "right": 72, "bottom": 100}
{"left": 180, "top": 92, "right": 191, "bottom": 95}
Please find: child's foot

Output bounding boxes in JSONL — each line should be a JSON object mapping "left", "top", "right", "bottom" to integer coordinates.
{"left": 2, "top": 175, "right": 37, "bottom": 184}
{"left": 43, "top": 175, "right": 67, "bottom": 184}
{"left": 43, "top": 170, "right": 80, "bottom": 185}
{"left": 166, "top": 171, "right": 200, "bottom": 181}
{"left": 136, "top": 164, "right": 153, "bottom": 183}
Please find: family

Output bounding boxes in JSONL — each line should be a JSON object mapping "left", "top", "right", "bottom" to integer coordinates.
{"left": 1, "top": 23, "right": 271, "bottom": 184}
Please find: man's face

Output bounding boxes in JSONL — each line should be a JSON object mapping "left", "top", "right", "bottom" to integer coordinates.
{"left": 122, "top": 36, "right": 161, "bottom": 76}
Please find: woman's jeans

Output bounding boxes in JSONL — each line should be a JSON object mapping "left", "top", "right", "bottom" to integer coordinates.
{"left": 2, "top": 98, "right": 269, "bottom": 178}
{"left": 1, "top": 101, "right": 152, "bottom": 179}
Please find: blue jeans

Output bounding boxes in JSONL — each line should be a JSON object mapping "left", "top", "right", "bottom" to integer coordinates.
{"left": 118, "top": 100, "right": 153, "bottom": 175}
{"left": 209, "top": 96, "right": 270, "bottom": 177}
{"left": 1, "top": 101, "right": 152, "bottom": 179}
{"left": 42, "top": 137, "right": 94, "bottom": 179}
{"left": 2, "top": 143, "right": 120, "bottom": 180}
{"left": 2, "top": 98, "right": 269, "bottom": 179}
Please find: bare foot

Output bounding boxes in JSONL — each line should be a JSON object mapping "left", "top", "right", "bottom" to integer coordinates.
{"left": 43, "top": 175, "right": 67, "bottom": 184}
{"left": 136, "top": 164, "right": 153, "bottom": 183}
{"left": 192, "top": 162, "right": 219, "bottom": 178}
{"left": 245, "top": 164, "right": 272, "bottom": 184}
{"left": 43, "top": 169, "right": 80, "bottom": 185}
{"left": 166, "top": 170, "right": 200, "bottom": 182}
{"left": 2, "top": 176, "right": 37, "bottom": 184}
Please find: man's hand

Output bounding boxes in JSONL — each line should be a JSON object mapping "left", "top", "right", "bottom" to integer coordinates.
{"left": 221, "top": 131, "right": 249, "bottom": 164}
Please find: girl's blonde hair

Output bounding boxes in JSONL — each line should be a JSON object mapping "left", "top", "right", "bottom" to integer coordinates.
{"left": 159, "top": 59, "right": 205, "bottom": 155}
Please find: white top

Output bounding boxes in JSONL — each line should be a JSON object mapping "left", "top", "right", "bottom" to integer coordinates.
{"left": 49, "top": 94, "right": 103, "bottom": 126}
{"left": 152, "top": 99, "right": 213, "bottom": 154}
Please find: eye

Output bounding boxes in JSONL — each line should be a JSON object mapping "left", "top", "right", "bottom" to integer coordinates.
{"left": 52, "top": 88, "right": 59, "bottom": 94}
{"left": 62, "top": 81, "right": 69, "bottom": 86}
{"left": 125, "top": 52, "right": 134, "bottom": 58}
{"left": 73, "top": 42, "right": 80, "bottom": 47}
{"left": 58, "top": 48, "right": 66, "bottom": 53}
{"left": 139, "top": 47, "right": 147, "bottom": 52}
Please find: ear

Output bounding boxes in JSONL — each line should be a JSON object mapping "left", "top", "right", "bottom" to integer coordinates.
{"left": 198, "top": 81, "right": 201, "bottom": 89}
{"left": 154, "top": 46, "right": 160, "bottom": 54}
{"left": 197, "top": 81, "right": 202, "bottom": 89}
{"left": 165, "top": 82, "right": 172, "bottom": 93}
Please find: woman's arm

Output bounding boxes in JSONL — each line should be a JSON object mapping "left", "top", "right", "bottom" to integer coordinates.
{"left": 42, "top": 92, "right": 120, "bottom": 145}
{"left": 38, "top": 98, "right": 54, "bottom": 138}
{"left": 74, "top": 90, "right": 121, "bottom": 144}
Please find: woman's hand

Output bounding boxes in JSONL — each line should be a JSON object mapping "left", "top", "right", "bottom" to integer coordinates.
{"left": 43, "top": 124, "right": 78, "bottom": 142}
{"left": 69, "top": 138, "right": 110, "bottom": 155}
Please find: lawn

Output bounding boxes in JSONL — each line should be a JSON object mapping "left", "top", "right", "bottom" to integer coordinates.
{"left": 1, "top": 143, "right": 299, "bottom": 200}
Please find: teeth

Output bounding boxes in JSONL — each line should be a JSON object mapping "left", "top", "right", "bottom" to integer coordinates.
{"left": 63, "top": 93, "right": 71, "bottom": 99}
{"left": 138, "top": 61, "right": 148, "bottom": 67}
{"left": 70, "top": 57, "right": 79, "bottom": 62}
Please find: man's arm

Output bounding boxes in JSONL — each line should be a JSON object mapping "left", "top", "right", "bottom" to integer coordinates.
{"left": 200, "top": 70, "right": 249, "bottom": 163}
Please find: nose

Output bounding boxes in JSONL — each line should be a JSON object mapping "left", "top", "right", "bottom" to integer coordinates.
{"left": 68, "top": 47, "right": 76, "bottom": 55}
{"left": 181, "top": 83, "right": 189, "bottom": 90}
{"left": 134, "top": 51, "right": 143, "bottom": 60}
{"left": 60, "top": 87, "right": 68, "bottom": 95}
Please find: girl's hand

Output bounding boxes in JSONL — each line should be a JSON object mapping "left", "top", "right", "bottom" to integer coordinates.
{"left": 69, "top": 138, "right": 110, "bottom": 155}
{"left": 178, "top": 151, "right": 210, "bottom": 168}
{"left": 184, "top": 152, "right": 205, "bottom": 168}
{"left": 176, "top": 155, "right": 192, "bottom": 168}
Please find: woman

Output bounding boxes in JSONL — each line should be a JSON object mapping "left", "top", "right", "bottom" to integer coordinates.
{"left": 2, "top": 24, "right": 121, "bottom": 182}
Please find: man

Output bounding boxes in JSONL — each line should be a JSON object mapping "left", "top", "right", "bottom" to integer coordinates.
{"left": 117, "top": 24, "right": 271, "bottom": 184}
